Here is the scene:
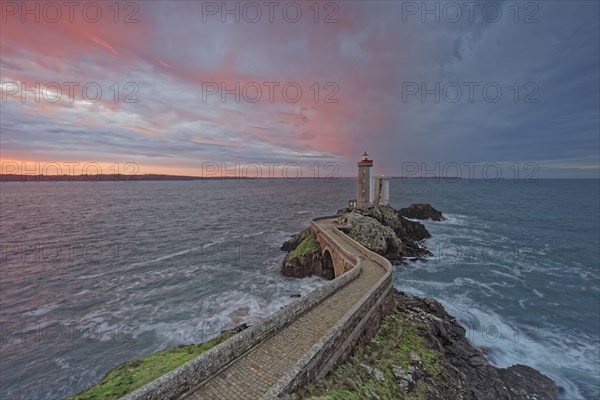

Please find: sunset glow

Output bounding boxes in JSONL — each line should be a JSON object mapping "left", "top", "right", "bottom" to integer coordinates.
{"left": 1, "top": 1, "right": 599, "bottom": 178}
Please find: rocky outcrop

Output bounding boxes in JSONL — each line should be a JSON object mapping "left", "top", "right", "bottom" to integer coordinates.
{"left": 280, "top": 228, "right": 324, "bottom": 278}
{"left": 336, "top": 212, "right": 404, "bottom": 263}
{"left": 397, "top": 291, "right": 558, "bottom": 400}
{"left": 398, "top": 203, "right": 446, "bottom": 221}
{"left": 337, "top": 204, "right": 433, "bottom": 260}
{"left": 281, "top": 252, "right": 323, "bottom": 279}
{"left": 287, "top": 289, "right": 558, "bottom": 400}
{"left": 498, "top": 365, "right": 559, "bottom": 399}
{"left": 281, "top": 229, "right": 308, "bottom": 252}
{"left": 280, "top": 204, "right": 444, "bottom": 279}
{"left": 341, "top": 204, "right": 432, "bottom": 241}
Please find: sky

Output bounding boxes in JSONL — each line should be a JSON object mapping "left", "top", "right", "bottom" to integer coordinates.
{"left": 1, "top": 0, "right": 599, "bottom": 178}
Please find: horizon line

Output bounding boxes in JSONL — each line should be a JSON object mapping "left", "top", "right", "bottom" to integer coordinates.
{"left": 1, "top": 174, "right": 599, "bottom": 181}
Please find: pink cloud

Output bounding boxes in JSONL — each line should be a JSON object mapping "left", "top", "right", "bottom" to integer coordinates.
{"left": 127, "top": 125, "right": 162, "bottom": 137}
{"left": 1, "top": 2, "right": 411, "bottom": 167}
{"left": 89, "top": 37, "right": 119, "bottom": 56}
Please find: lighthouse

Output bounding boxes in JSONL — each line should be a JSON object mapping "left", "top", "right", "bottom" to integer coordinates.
{"left": 357, "top": 152, "right": 373, "bottom": 208}
{"left": 348, "top": 152, "right": 391, "bottom": 208}
{"left": 372, "top": 175, "right": 390, "bottom": 206}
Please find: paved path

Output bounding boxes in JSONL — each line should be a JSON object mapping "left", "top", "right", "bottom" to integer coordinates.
{"left": 183, "top": 218, "right": 389, "bottom": 400}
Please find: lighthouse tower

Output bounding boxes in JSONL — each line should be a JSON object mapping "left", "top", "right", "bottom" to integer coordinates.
{"left": 372, "top": 175, "right": 390, "bottom": 206}
{"left": 357, "top": 152, "right": 373, "bottom": 208}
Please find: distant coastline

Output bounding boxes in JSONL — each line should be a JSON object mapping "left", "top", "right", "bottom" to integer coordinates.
{"left": 0, "top": 174, "right": 470, "bottom": 182}
{"left": 1, "top": 174, "right": 595, "bottom": 182}
{"left": 1, "top": 174, "right": 212, "bottom": 182}
{"left": 0, "top": 174, "right": 503, "bottom": 182}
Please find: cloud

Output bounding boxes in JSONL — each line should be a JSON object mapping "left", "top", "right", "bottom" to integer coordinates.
{"left": 1, "top": 1, "right": 598, "bottom": 177}
{"left": 89, "top": 37, "right": 119, "bottom": 56}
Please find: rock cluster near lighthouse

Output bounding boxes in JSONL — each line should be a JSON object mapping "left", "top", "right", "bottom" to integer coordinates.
{"left": 337, "top": 204, "right": 434, "bottom": 262}
{"left": 336, "top": 212, "right": 404, "bottom": 262}
{"left": 398, "top": 203, "right": 447, "bottom": 221}
{"left": 280, "top": 204, "right": 444, "bottom": 279}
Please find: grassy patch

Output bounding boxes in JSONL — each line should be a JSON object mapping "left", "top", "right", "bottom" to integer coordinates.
{"left": 287, "top": 230, "right": 321, "bottom": 260}
{"left": 67, "top": 332, "right": 234, "bottom": 400}
{"left": 289, "top": 312, "right": 446, "bottom": 400}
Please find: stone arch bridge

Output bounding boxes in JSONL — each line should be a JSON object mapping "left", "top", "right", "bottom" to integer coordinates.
{"left": 311, "top": 219, "right": 357, "bottom": 279}
{"left": 122, "top": 216, "right": 393, "bottom": 400}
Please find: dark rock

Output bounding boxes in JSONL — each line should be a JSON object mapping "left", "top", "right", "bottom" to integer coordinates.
{"left": 220, "top": 323, "right": 249, "bottom": 335}
{"left": 400, "top": 217, "right": 431, "bottom": 241}
{"left": 392, "top": 365, "right": 416, "bottom": 392}
{"left": 281, "top": 252, "right": 323, "bottom": 279}
{"left": 361, "top": 364, "right": 385, "bottom": 382}
{"left": 498, "top": 364, "right": 559, "bottom": 400}
{"left": 280, "top": 228, "right": 324, "bottom": 279}
{"left": 398, "top": 203, "right": 446, "bottom": 221}
{"left": 281, "top": 229, "right": 309, "bottom": 251}
{"left": 394, "top": 290, "right": 559, "bottom": 400}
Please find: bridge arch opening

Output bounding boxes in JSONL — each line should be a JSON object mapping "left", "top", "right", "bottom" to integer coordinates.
{"left": 322, "top": 249, "right": 335, "bottom": 280}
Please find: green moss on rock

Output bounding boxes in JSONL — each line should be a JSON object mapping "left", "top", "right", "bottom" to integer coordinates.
{"left": 285, "top": 310, "right": 446, "bottom": 400}
{"left": 287, "top": 231, "right": 321, "bottom": 261}
{"left": 67, "top": 332, "right": 234, "bottom": 400}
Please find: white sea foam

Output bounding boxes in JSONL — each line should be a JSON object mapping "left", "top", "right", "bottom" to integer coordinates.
{"left": 127, "top": 247, "right": 201, "bottom": 268}
{"left": 518, "top": 298, "right": 528, "bottom": 309}
{"left": 395, "top": 281, "right": 595, "bottom": 400}
{"left": 490, "top": 269, "right": 526, "bottom": 284}
{"left": 54, "top": 357, "right": 71, "bottom": 370}
{"left": 438, "top": 213, "right": 472, "bottom": 226}
{"left": 22, "top": 303, "right": 60, "bottom": 317}
{"left": 77, "top": 273, "right": 106, "bottom": 280}
{"left": 239, "top": 231, "right": 265, "bottom": 238}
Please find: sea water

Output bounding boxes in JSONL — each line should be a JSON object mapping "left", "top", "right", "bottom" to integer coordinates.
{"left": 0, "top": 178, "right": 597, "bottom": 399}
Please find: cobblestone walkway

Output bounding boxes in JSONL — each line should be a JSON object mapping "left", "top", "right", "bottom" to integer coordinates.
{"left": 184, "top": 218, "right": 388, "bottom": 400}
